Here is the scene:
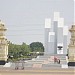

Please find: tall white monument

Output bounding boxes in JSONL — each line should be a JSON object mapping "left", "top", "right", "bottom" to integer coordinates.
{"left": 45, "top": 12, "right": 68, "bottom": 54}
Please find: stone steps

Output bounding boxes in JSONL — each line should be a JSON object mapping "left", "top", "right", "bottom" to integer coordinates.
{"left": 2, "top": 54, "right": 67, "bottom": 69}
{"left": 42, "top": 64, "right": 61, "bottom": 68}
{"left": 23, "top": 54, "right": 67, "bottom": 68}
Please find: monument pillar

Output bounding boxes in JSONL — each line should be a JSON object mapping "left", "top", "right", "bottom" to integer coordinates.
{"left": 44, "top": 18, "right": 51, "bottom": 54}
{"left": 0, "top": 20, "right": 8, "bottom": 65}
{"left": 68, "top": 25, "right": 75, "bottom": 66}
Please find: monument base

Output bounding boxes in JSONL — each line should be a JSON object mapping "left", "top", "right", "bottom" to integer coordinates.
{"left": 68, "top": 62, "right": 75, "bottom": 66}
{"left": 0, "top": 60, "right": 6, "bottom": 65}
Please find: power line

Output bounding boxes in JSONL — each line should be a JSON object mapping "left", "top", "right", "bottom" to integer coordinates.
{"left": 6, "top": 24, "right": 44, "bottom": 26}
{"left": 6, "top": 34, "right": 44, "bottom": 36}
{"left": 7, "top": 29, "right": 44, "bottom": 31}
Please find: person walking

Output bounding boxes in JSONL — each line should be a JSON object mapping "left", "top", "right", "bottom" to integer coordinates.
{"left": 57, "top": 59, "right": 60, "bottom": 64}
{"left": 54, "top": 56, "right": 58, "bottom": 63}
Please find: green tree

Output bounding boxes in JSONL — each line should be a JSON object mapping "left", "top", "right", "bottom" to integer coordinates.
{"left": 29, "top": 42, "right": 44, "bottom": 52}
{"left": 20, "top": 42, "right": 31, "bottom": 56}
{"left": 8, "top": 42, "right": 31, "bottom": 61}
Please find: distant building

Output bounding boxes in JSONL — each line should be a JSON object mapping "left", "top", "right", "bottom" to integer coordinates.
{"left": 0, "top": 20, "right": 8, "bottom": 65}
{"left": 45, "top": 12, "right": 68, "bottom": 54}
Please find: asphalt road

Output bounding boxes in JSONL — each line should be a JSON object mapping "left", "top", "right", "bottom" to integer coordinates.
{"left": 0, "top": 68, "right": 75, "bottom": 75}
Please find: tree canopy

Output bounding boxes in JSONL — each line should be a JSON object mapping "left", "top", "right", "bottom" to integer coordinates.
{"left": 30, "top": 42, "right": 44, "bottom": 52}
{"left": 8, "top": 42, "right": 44, "bottom": 61}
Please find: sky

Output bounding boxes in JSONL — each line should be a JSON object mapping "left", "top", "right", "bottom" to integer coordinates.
{"left": 74, "top": 0, "right": 75, "bottom": 22}
{"left": 0, "top": 0, "right": 74, "bottom": 45}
